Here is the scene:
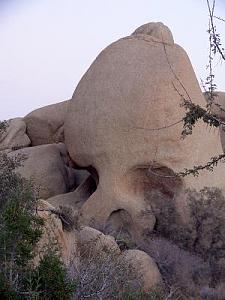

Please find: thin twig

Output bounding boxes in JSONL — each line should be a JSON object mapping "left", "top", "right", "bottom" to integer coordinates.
{"left": 207, "top": 0, "right": 225, "bottom": 60}
{"left": 214, "top": 15, "right": 225, "bottom": 22}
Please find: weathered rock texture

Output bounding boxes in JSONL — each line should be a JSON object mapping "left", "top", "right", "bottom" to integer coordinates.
{"left": 24, "top": 100, "right": 69, "bottom": 146}
{"left": 35, "top": 200, "right": 78, "bottom": 266}
{"left": 64, "top": 22, "right": 225, "bottom": 241}
{"left": 9, "top": 143, "right": 76, "bottom": 199}
{"left": 0, "top": 118, "right": 31, "bottom": 151}
{"left": 132, "top": 21, "right": 174, "bottom": 44}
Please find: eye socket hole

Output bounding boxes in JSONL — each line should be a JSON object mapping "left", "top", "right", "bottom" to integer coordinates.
{"left": 121, "top": 164, "right": 183, "bottom": 199}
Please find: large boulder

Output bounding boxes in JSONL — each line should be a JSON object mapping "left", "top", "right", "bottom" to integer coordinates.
{"left": 9, "top": 143, "right": 76, "bottom": 199}
{"left": 24, "top": 100, "right": 69, "bottom": 146}
{"left": 0, "top": 118, "right": 30, "bottom": 151}
{"left": 64, "top": 22, "right": 225, "bottom": 242}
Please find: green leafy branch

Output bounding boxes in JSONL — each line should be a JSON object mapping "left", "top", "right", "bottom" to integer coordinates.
{"left": 181, "top": 99, "right": 222, "bottom": 138}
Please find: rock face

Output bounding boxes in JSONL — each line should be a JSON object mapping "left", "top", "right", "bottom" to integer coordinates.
{"left": 9, "top": 143, "right": 76, "bottom": 199}
{"left": 0, "top": 118, "right": 31, "bottom": 151}
{"left": 64, "top": 22, "right": 225, "bottom": 241}
{"left": 24, "top": 100, "right": 69, "bottom": 146}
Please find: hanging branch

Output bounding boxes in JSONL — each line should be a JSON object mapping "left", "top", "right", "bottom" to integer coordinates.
{"left": 181, "top": 0, "right": 225, "bottom": 139}
{"left": 181, "top": 99, "right": 223, "bottom": 137}
{"left": 207, "top": 0, "right": 225, "bottom": 61}
{"left": 177, "top": 154, "right": 225, "bottom": 177}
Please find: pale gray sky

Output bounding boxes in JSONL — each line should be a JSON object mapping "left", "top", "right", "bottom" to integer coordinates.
{"left": 0, "top": 0, "right": 224, "bottom": 120}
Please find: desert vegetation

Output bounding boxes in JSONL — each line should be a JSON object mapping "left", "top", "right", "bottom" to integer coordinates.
{"left": 69, "top": 238, "right": 154, "bottom": 300}
{"left": 0, "top": 131, "right": 75, "bottom": 299}
{"left": 143, "top": 187, "right": 225, "bottom": 299}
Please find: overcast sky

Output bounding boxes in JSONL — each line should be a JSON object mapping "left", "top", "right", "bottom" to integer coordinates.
{"left": 0, "top": 0, "right": 224, "bottom": 120}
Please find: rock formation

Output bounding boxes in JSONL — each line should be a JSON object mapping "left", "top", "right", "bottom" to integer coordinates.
{"left": 64, "top": 22, "right": 225, "bottom": 242}
{"left": 2, "top": 21, "right": 225, "bottom": 296}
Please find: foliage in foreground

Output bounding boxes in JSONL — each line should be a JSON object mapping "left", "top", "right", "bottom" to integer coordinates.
{"left": 0, "top": 130, "right": 75, "bottom": 299}
{"left": 69, "top": 238, "right": 166, "bottom": 300}
{"left": 23, "top": 251, "right": 75, "bottom": 300}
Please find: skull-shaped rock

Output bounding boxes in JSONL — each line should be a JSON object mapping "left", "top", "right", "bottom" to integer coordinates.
{"left": 65, "top": 22, "right": 225, "bottom": 242}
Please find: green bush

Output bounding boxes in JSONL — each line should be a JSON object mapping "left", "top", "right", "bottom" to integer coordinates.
{"left": 0, "top": 122, "right": 75, "bottom": 299}
{"left": 24, "top": 251, "right": 75, "bottom": 300}
{"left": 0, "top": 272, "right": 19, "bottom": 300}
{"left": 0, "top": 151, "right": 43, "bottom": 293}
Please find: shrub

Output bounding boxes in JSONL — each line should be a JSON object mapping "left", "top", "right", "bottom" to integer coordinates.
{"left": 0, "top": 151, "right": 43, "bottom": 294}
{"left": 24, "top": 250, "right": 75, "bottom": 300}
{"left": 145, "top": 236, "right": 211, "bottom": 298}
{"left": 149, "top": 187, "right": 225, "bottom": 264}
{"left": 0, "top": 120, "right": 8, "bottom": 133}
{"left": 187, "top": 188, "right": 225, "bottom": 262}
{"left": 0, "top": 127, "right": 75, "bottom": 299}
{"left": 145, "top": 187, "right": 225, "bottom": 298}
{"left": 0, "top": 272, "right": 19, "bottom": 300}
{"left": 69, "top": 236, "right": 162, "bottom": 300}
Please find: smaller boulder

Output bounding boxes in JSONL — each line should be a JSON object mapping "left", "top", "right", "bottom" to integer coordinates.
{"left": 78, "top": 226, "right": 121, "bottom": 257}
{"left": 24, "top": 100, "right": 69, "bottom": 146}
{"left": 9, "top": 143, "right": 76, "bottom": 199}
{"left": 0, "top": 118, "right": 30, "bottom": 151}
{"left": 122, "top": 249, "right": 162, "bottom": 292}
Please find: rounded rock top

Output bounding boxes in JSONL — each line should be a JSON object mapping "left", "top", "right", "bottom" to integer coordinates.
{"left": 132, "top": 22, "right": 174, "bottom": 44}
